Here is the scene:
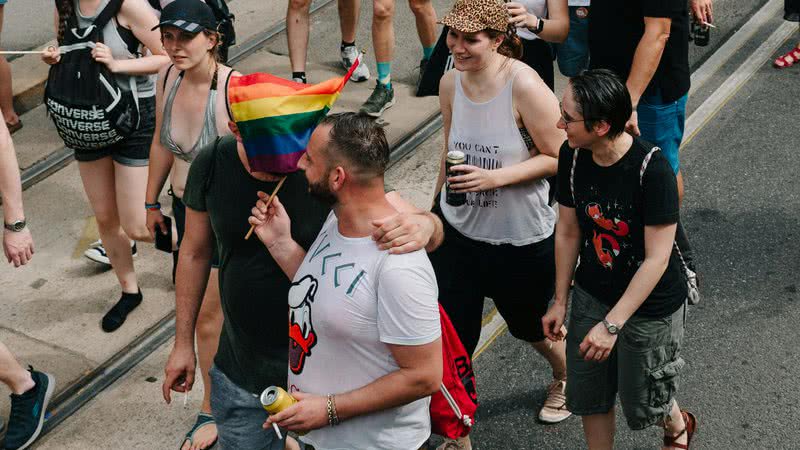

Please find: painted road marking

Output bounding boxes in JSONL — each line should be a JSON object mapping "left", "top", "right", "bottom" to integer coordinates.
{"left": 684, "top": 20, "right": 796, "bottom": 145}
{"left": 473, "top": 6, "right": 793, "bottom": 361}
{"left": 689, "top": 0, "right": 785, "bottom": 95}
{"left": 73, "top": 217, "right": 99, "bottom": 259}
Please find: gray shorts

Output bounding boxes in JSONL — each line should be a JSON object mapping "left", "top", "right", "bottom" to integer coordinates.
{"left": 210, "top": 364, "right": 286, "bottom": 450}
{"left": 566, "top": 285, "right": 686, "bottom": 430}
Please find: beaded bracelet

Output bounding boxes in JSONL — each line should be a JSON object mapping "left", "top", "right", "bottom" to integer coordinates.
{"left": 145, "top": 202, "right": 161, "bottom": 211}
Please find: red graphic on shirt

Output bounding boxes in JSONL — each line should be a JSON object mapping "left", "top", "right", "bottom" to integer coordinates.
{"left": 586, "top": 203, "right": 629, "bottom": 270}
{"left": 288, "top": 275, "right": 318, "bottom": 375}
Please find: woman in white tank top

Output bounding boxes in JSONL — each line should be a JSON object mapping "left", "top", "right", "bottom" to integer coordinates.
{"left": 431, "top": 0, "right": 570, "bottom": 448}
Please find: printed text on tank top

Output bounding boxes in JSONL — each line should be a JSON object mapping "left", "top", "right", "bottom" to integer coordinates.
{"left": 160, "top": 65, "right": 220, "bottom": 162}
{"left": 441, "top": 64, "right": 556, "bottom": 245}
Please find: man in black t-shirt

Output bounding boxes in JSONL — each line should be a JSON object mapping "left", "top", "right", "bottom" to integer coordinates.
{"left": 542, "top": 70, "right": 695, "bottom": 449}
{"left": 161, "top": 122, "right": 444, "bottom": 449}
{"left": 589, "top": 0, "right": 704, "bottom": 284}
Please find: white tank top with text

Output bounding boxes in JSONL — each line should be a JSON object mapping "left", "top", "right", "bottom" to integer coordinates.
{"left": 440, "top": 69, "right": 556, "bottom": 246}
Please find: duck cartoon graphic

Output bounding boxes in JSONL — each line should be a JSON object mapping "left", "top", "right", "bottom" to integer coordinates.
{"left": 288, "top": 275, "right": 319, "bottom": 375}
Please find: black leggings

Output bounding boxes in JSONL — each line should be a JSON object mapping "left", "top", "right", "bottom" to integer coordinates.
{"left": 428, "top": 214, "right": 556, "bottom": 357}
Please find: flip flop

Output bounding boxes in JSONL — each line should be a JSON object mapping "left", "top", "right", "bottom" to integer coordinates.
{"left": 180, "top": 413, "right": 218, "bottom": 450}
{"left": 5, "top": 120, "right": 22, "bottom": 134}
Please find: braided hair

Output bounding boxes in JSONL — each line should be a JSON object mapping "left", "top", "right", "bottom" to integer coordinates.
{"left": 55, "top": 0, "right": 75, "bottom": 45}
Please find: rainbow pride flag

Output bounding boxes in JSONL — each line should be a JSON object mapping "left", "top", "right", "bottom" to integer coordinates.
{"left": 228, "top": 59, "right": 361, "bottom": 174}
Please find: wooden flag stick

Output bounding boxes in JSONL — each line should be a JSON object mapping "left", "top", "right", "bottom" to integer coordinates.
{"left": 244, "top": 175, "right": 288, "bottom": 240}
{"left": 0, "top": 47, "right": 59, "bottom": 55}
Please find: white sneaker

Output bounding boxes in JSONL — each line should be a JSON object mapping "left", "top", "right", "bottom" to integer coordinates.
{"left": 435, "top": 436, "right": 472, "bottom": 450}
{"left": 83, "top": 239, "right": 138, "bottom": 266}
{"left": 538, "top": 379, "right": 572, "bottom": 424}
{"left": 341, "top": 45, "right": 370, "bottom": 82}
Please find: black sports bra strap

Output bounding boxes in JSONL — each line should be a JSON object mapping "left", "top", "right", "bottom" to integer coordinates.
{"left": 162, "top": 64, "right": 175, "bottom": 91}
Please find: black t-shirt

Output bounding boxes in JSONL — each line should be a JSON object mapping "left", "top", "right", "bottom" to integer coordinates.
{"left": 588, "top": 0, "right": 690, "bottom": 102}
{"left": 556, "top": 137, "right": 687, "bottom": 318}
{"left": 183, "top": 136, "right": 330, "bottom": 394}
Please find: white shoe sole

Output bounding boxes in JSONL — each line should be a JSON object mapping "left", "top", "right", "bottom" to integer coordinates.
{"left": 538, "top": 410, "right": 573, "bottom": 424}
{"left": 362, "top": 98, "right": 395, "bottom": 117}
{"left": 17, "top": 372, "right": 55, "bottom": 450}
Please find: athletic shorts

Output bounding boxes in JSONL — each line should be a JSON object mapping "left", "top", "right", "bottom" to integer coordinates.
{"left": 637, "top": 91, "right": 688, "bottom": 175}
{"left": 566, "top": 285, "right": 687, "bottom": 430}
{"left": 172, "top": 192, "right": 220, "bottom": 268}
{"left": 429, "top": 208, "right": 555, "bottom": 356}
{"left": 0, "top": 1, "right": 7, "bottom": 5}
{"left": 209, "top": 364, "right": 285, "bottom": 450}
{"left": 73, "top": 95, "right": 155, "bottom": 166}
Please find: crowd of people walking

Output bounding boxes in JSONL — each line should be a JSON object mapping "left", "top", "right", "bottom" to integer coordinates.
{"left": 0, "top": 0, "right": 791, "bottom": 448}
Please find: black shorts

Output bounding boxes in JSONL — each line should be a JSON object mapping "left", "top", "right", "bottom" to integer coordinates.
{"left": 172, "top": 192, "right": 220, "bottom": 268}
{"left": 429, "top": 209, "right": 556, "bottom": 356}
{"left": 73, "top": 95, "right": 155, "bottom": 166}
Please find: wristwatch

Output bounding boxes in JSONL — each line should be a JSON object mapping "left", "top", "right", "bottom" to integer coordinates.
{"left": 602, "top": 319, "right": 620, "bottom": 335}
{"left": 4, "top": 219, "right": 26, "bottom": 232}
{"left": 529, "top": 17, "right": 545, "bottom": 35}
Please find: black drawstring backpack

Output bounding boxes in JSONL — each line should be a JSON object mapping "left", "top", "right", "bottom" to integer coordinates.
{"left": 45, "top": 0, "right": 140, "bottom": 153}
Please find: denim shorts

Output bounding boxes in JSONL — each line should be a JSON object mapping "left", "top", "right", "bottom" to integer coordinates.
{"left": 73, "top": 95, "right": 155, "bottom": 167}
{"left": 209, "top": 364, "right": 286, "bottom": 450}
{"left": 637, "top": 92, "right": 688, "bottom": 175}
{"left": 554, "top": 6, "right": 590, "bottom": 77}
{"left": 565, "top": 285, "right": 686, "bottom": 430}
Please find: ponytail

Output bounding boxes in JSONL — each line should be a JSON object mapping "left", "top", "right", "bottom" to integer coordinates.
{"left": 487, "top": 26, "right": 523, "bottom": 61}
{"left": 55, "top": 0, "right": 75, "bottom": 45}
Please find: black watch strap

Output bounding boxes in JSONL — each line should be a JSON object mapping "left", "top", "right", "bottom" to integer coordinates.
{"left": 4, "top": 219, "right": 26, "bottom": 232}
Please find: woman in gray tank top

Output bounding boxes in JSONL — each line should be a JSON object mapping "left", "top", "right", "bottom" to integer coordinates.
{"left": 144, "top": 1, "right": 237, "bottom": 448}
{"left": 42, "top": 0, "right": 169, "bottom": 333}
{"left": 431, "top": 0, "right": 569, "bottom": 448}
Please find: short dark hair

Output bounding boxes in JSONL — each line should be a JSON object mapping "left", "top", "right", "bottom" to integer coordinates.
{"left": 318, "top": 112, "right": 389, "bottom": 181}
{"left": 568, "top": 69, "right": 632, "bottom": 139}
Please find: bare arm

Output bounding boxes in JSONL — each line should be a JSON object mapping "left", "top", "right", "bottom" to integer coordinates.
{"left": 335, "top": 339, "right": 442, "bottom": 420}
{"left": 249, "top": 194, "right": 307, "bottom": 280}
{"left": 0, "top": 121, "right": 23, "bottom": 223}
{"left": 626, "top": 16, "right": 672, "bottom": 107}
{"left": 174, "top": 207, "right": 214, "bottom": 349}
{"left": 605, "top": 223, "right": 677, "bottom": 326}
{"left": 145, "top": 67, "right": 176, "bottom": 236}
{"left": 434, "top": 70, "right": 455, "bottom": 198}
{"left": 542, "top": 204, "right": 581, "bottom": 341}
{"left": 267, "top": 339, "right": 442, "bottom": 431}
{"left": 106, "top": 0, "right": 170, "bottom": 75}
{"left": 540, "top": 0, "right": 570, "bottom": 43}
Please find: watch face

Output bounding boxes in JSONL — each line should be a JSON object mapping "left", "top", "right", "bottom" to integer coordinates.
{"left": 8, "top": 221, "right": 25, "bottom": 232}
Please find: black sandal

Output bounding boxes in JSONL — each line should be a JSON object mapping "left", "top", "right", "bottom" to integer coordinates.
{"left": 180, "top": 413, "right": 218, "bottom": 449}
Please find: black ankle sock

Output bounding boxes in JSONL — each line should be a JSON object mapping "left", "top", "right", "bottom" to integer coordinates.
{"left": 340, "top": 41, "right": 355, "bottom": 51}
{"left": 102, "top": 290, "right": 143, "bottom": 332}
{"left": 292, "top": 72, "right": 307, "bottom": 84}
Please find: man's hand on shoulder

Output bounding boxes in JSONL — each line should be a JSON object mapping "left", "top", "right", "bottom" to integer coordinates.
{"left": 3, "top": 227, "right": 33, "bottom": 267}
{"left": 372, "top": 212, "right": 436, "bottom": 254}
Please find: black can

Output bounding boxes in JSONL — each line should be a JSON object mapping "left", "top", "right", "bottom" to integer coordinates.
{"left": 691, "top": 20, "right": 710, "bottom": 47}
{"left": 445, "top": 150, "right": 467, "bottom": 206}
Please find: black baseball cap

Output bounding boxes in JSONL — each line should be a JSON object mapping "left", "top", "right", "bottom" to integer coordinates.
{"left": 151, "top": 0, "right": 217, "bottom": 33}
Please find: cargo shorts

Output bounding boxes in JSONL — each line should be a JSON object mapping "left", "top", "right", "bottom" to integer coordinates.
{"left": 565, "top": 285, "right": 686, "bottom": 430}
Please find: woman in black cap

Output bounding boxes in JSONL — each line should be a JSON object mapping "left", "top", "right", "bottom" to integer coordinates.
{"left": 42, "top": 0, "right": 168, "bottom": 331}
{"left": 146, "top": 0, "right": 238, "bottom": 448}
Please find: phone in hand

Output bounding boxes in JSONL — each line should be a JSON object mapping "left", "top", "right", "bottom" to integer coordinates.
{"left": 155, "top": 215, "right": 173, "bottom": 253}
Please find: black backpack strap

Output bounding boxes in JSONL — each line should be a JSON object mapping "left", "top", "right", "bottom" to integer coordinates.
{"left": 94, "top": 0, "right": 126, "bottom": 31}
{"left": 204, "top": 136, "right": 224, "bottom": 195}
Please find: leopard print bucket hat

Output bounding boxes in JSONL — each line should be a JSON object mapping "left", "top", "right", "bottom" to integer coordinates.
{"left": 438, "top": 0, "right": 509, "bottom": 33}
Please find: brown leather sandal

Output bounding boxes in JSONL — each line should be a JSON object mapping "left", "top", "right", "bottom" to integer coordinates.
{"left": 663, "top": 410, "right": 697, "bottom": 449}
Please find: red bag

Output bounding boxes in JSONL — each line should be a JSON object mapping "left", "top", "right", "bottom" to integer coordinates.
{"left": 430, "top": 305, "right": 477, "bottom": 439}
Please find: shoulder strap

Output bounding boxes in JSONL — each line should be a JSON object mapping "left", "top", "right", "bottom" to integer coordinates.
{"left": 569, "top": 148, "right": 579, "bottom": 206}
{"left": 162, "top": 64, "right": 175, "bottom": 91}
{"left": 94, "top": 0, "right": 125, "bottom": 30}
{"left": 224, "top": 69, "right": 234, "bottom": 121}
{"left": 639, "top": 146, "right": 660, "bottom": 187}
